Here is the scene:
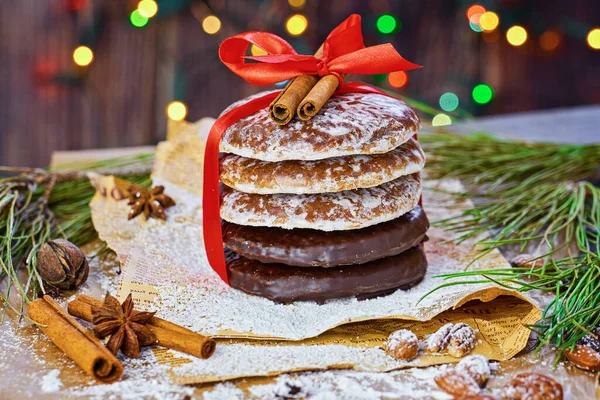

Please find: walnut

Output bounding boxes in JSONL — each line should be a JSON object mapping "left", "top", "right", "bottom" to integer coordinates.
{"left": 456, "top": 395, "right": 497, "bottom": 400}
{"left": 435, "top": 355, "right": 491, "bottom": 397}
{"left": 502, "top": 372, "right": 563, "bottom": 400}
{"left": 385, "top": 329, "right": 418, "bottom": 361}
{"left": 426, "top": 322, "right": 477, "bottom": 357}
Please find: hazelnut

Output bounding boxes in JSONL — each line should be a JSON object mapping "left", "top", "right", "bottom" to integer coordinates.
{"left": 386, "top": 329, "right": 418, "bottom": 361}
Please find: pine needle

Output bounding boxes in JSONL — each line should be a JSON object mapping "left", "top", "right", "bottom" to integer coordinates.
{"left": 0, "top": 153, "right": 153, "bottom": 316}
{"left": 421, "top": 131, "right": 600, "bottom": 352}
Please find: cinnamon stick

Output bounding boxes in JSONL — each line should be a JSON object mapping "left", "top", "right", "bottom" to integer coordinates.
{"left": 68, "top": 294, "right": 216, "bottom": 359}
{"left": 297, "top": 74, "right": 345, "bottom": 121}
{"left": 268, "top": 45, "right": 325, "bottom": 125}
{"left": 28, "top": 296, "right": 123, "bottom": 383}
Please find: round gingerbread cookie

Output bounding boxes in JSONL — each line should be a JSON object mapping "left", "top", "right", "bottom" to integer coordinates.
{"left": 223, "top": 206, "right": 429, "bottom": 267}
{"left": 219, "top": 92, "right": 420, "bottom": 161}
{"left": 220, "top": 138, "right": 425, "bottom": 194}
{"left": 226, "top": 245, "right": 427, "bottom": 303}
{"left": 220, "top": 173, "right": 421, "bottom": 231}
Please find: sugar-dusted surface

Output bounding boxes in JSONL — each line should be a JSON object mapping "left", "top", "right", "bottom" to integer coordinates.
{"left": 90, "top": 177, "right": 535, "bottom": 341}
{"left": 220, "top": 138, "right": 425, "bottom": 194}
{"left": 220, "top": 173, "right": 422, "bottom": 230}
{"left": 220, "top": 92, "right": 420, "bottom": 161}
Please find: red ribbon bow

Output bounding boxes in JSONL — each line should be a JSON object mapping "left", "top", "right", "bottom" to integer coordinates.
{"left": 219, "top": 14, "right": 421, "bottom": 88}
{"left": 204, "top": 15, "right": 421, "bottom": 284}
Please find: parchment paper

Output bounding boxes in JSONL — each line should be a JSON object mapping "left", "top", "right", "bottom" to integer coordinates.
{"left": 87, "top": 120, "right": 542, "bottom": 384}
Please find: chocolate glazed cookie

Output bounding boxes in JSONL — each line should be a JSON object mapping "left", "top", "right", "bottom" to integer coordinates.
{"left": 223, "top": 206, "right": 429, "bottom": 267}
{"left": 226, "top": 245, "right": 427, "bottom": 303}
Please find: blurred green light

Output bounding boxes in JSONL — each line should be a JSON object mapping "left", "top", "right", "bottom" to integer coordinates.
{"left": 472, "top": 84, "right": 493, "bottom": 104}
{"left": 130, "top": 10, "right": 149, "bottom": 28}
{"left": 432, "top": 113, "right": 452, "bottom": 127}
{"left": 469, "top": 20, "right": 483, "bottom": 32}
{"left": 439, "top": 92, "right": 459, "bottom": 112}
{"left": 372, "top": 73, "right": 386, "bottom": 82}
{"left": 377, "top": 14, "right": 397, "bottom": 34}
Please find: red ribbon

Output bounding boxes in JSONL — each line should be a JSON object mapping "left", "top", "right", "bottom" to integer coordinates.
{"left": 204, "top": 15, "right": 422, "bottom": 284}
{"left": 219, "top": 14, "right": 421, "bottom": 88}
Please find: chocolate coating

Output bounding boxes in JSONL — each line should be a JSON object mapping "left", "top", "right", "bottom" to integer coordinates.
{"left": 223, "top": 206, "right": 429, "bottom": 267}
{"left": 227, "top": 246, "right": 427, "bottom": 303}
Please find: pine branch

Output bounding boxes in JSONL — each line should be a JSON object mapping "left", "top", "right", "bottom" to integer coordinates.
{"left": 421, "top": 131, "right": 600, "bottom": 353}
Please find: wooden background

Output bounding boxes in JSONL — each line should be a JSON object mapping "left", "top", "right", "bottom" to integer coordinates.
{"left": 1, "top": 0, "right": 599, "bottom": 167}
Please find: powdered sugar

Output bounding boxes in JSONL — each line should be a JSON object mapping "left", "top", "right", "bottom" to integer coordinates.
{"left": 41, "top": 369, "right": 63, "bottom": 393}
{"left": 220, "top": 138, "right": 425, "bottom": 194}
{"left": 220, "top": 92, "right": 420, "bottom": 161}
{"left": 220, "top": 174, "right": 422, "bottom": 230}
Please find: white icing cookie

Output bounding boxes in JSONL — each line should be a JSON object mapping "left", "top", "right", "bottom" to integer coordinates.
{"left": 220, "top": 173, "right": 421, "bottom": 231}
{"left": 220, "top": 138, "right": 425, "bottom": 194}
{"left": 219, "top": 91, "right": 420, "bottom": 161}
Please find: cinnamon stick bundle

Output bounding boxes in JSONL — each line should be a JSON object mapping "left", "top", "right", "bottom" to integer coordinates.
{"left": 68, "top": 294, "right": 216, "bottom": 359}
{"left": 28, "top": 296, "right": 124, "bottom": 383}
{"left": 269, "top": 45, "right": 324, "bottom": 125}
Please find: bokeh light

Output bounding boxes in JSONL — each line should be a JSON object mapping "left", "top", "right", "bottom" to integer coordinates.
{"left": 466, "top": 4, "right": 486, "bottom": 21}
{"left": 137, "top": 0, "right": 158, "bottom": 18}
{"left": 587, "top": 28, "right": 600, "bottom": 50}
{"left": 439, "top": 92, "right": 459, "bottom": 112}
{"left": 372, "top": 73, "right": 386, "bottom": 82}
{"left": 202, "top": 15, "right": 221, "bottom": 34}
{"left": 469, "top": 14, "right": 483, "bottom": 33}
{"left": 388, "top": 71, "right": 408, "bottom": 88}
{"left": 130, "top": 10, "right": 149, "bottom": 28}
{"left": 166, "top": 101, "right": 187, "bottom": 121}
{"left": 432, "top": 114, "right": 452, "bottom": 127}
{"left": 73, "top": 46, "right": 94, "bottom": 66}
{"left": 377, "top": 14, "right": 397, "bottom": 34}
{"left": 286, "top": 14, "right": 308, "bottom": 36}
{"left": 275, "top": 80, "right": 290, "bottom": 88}
{"left": 507, "top": 25, "right": 527, "bottom": 46}
{"left": 288, "top": 0, "right": 306, "bottom": 9}
{"left": 540, "top": 30, "right": 561, "bottom": 51}
{"left": 472, "top": 84, "right": 494, "bottom": 104}
{"left": 479, "top": 11, "right": 499, "bottom": 32}
{"left": 251, "top": 45, "right": 268, "bottom": 56}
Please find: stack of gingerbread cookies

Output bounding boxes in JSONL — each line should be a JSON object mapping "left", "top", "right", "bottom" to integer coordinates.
{"left": 217, "top": 91, "right": 429, "bottom": 303}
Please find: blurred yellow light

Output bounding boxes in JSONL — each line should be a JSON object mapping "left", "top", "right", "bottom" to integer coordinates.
{"left": 507, "top": 25, "right": 527, "bottom": 46}
{"left": 432, "top": 114, "right": 452, "bottom": 127}
{"left": 288, "top": 0, "right": 306, "bottom": 9}
{"left": 202, "top": 15, "right": 221, "bottom": 35}
{"left": 587, "top": 28, "right": 600, "bottom": 50}
{"left": 479, "top": 11, "right": 499, "bottom": 32}
{"left": 251, "top": 45, "right": 268, "bottom": 56}
{"left": 137, "top": 0, "right": 158, "bottom": 18}
{"left": 286, "top": 14, "right": 308, "bottom": 36}
{"left": 166, "top": 101, "right": 187, "bottom": 121}
{"left": 73, "top": 46, "right": 94, "bottom": 67}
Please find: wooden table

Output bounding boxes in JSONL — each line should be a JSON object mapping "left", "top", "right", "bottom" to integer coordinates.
{"left": 1, "top": 106, "right": 599, "bottom": 399}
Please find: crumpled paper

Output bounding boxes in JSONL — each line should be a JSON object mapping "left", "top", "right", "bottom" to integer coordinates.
{"left": 87, "top": 119, "right": 541, "bottom": 383}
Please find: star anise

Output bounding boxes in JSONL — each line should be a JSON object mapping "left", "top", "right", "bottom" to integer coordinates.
{"left": 91, "top": 292, "right": 158, "bottom": 358}
{"left": 127, "top": 185, "right": 175, "bottom": 221}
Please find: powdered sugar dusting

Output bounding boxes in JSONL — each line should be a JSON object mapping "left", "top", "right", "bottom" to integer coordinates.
{"left": 220, "top": 138, "right": 425, "bottom": 194}
{"left": 220, "top": 92, "right": 420, "bottom": 161}
{"left": 220, "top": 174, "right": 422, "bottom": 230}
{"left": 41, "top": 369, "right": 63, "bottom": 393}
{"left": 89, "top": 176, "right": 533, "bottom": 341}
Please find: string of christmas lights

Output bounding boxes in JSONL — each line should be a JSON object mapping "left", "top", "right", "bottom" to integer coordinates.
{"left": 42, "top": 1, "right": 600, "bottom": 125}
